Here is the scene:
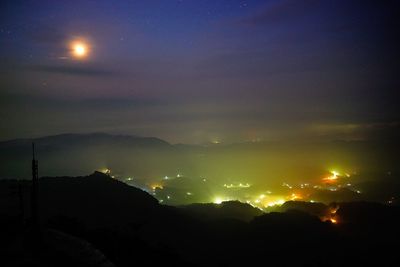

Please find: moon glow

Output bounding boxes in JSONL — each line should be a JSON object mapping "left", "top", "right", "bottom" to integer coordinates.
{"left": 70, "top": 40, "right": 89, "bottom": 59}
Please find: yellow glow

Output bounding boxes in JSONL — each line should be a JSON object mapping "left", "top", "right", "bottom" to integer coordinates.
{"left": 322, "top": 170, "right": 341, "bottom": 183}
{"left": 213, "top": 197, "right": 229, "bottom": 204}
{"left": 224, "top": 183, "right": 251, "bottom": 189}
{"left": 290, "top": 193, "right": 302, "bottom": 200}
{"left": 151, "top": 183, "right": 163, "bottom": 190}
{"left": 99, "top": 168, "right": 111, "bottom": 175}
{"left": 330, "top": 218, "right": 337, "bottom": 224}
{"left": 70, "top": 40, "right": 89, "bottom": 59}
{"left": 214, "top": 197, "right": 223, "bottom": 204}
{"left": 75, "top": 44, "right": 85, "bottom": 55}
{"left": 265, "top": 199, "right": 285, "bottom": 207}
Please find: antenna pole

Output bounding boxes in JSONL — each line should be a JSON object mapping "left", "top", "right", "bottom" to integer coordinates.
{"left": 31, "top": 142, "right": 39, "bottom": 225}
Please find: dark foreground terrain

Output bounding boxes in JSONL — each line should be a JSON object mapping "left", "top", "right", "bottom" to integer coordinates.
{"left": 1, "top": 172, "right": 399, "bottom": 267}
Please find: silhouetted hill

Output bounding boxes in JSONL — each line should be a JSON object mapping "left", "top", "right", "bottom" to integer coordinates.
{"left": 1, "top": 171, "right": 160, "bottom": 227}
{"left": 355, "top": 178, "right": 400, "bottom": 203}
{"left": 310, "top": 187, "right": 364, "bottom": 203}
{"left": 267, "top": 200, "right": 330, "bottom": 217}
{"left": 0, "top": 133, "right": 174, "bottom": 178}
{"left": 251, "top": 210, "right": 326, "bottom": 236}
{"left": 40, "top": 171, "right": 161, "bottom": 227}
{"left": 179, "top": 201, "right": 263, "bottom": 222}
{"left": 2, "top": 172, "right": 400, "bottom": 266}
{"left": 337, "top": 201, "right": 400, "bottom": 225}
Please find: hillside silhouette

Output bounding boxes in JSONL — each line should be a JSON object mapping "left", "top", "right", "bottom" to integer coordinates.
{"left": 179, "top": 201, "right": 263, "bottom": 222}
{"left": 2, "top": 172, "right": 399, "bottom": 267}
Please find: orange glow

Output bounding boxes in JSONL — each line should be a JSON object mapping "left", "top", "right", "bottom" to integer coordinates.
{"left": 290, "top": 193, "right": 303, "bottom": 200}
{"left": 322, "top": 171, "right": 340, "bottom": 183}
{"left": 69, "top": 39, "right": 90, "bottom": 59}
{"left": 151, "top": 184, "right": 163, "bottom": 190}
{"left": 321, "top": 216, "right": 338, "bottom": 224}
{"left": 330, "top": 206, "right": 339, "bottom": 214}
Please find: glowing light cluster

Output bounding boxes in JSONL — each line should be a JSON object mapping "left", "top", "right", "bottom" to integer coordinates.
{"left": 214, "top": 197, "right": 231, "bottom": 204}
{"left": 151, "top": 184, "right": 163, "bottom": 191}
{"left": 99, "top": 168, "right": 111, "bottom": 175}
{"left": 290, "top": 193, "right": 302, "bottom": 200}
{"left": 116, "top": 166, "right": 358, "bottom": 212}
{"left": 223, "top": 183, "right": 251, "bottom": 189}
{"left": 322, "top": 170, "right": 341, "bottom": 183}
{"left": 249, "top": 194, "right": 287, "bottom": 208}
{"left": 265, "top": 199, "right": 285, "bottom": 207}
{"left": 282, "top": 182, "right": 293, "bottom": 189}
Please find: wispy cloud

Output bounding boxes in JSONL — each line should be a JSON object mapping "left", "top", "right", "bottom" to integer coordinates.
{"left": 0, "top": 92, "right": 164, "bottom": 109}
{"left": 240, "top": 0, "right": 320, "bottom": 27}
{"left": 27, "top": 64, "right": 117, "bottom": 77}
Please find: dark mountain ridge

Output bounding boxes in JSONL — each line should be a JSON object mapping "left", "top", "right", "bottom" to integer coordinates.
{"left": 2, "top": 172, "right": 400, "bottom": 267}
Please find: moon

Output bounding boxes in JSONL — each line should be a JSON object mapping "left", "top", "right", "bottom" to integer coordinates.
{"left": 69, "top": 40, "right": 89, "bottom": 59}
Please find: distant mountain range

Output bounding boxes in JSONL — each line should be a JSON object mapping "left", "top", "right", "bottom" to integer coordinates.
{"left": 1, "top": 133, "right": 399, "bottom": 205}
{"left": 0, "top": 133, "right": 176, "bottom": 179}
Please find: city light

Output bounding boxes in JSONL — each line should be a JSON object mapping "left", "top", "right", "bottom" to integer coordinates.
{"left": 265, "top": 199, "right": 285, "bottom": 207}
{"left": 151, "top": 184, "right": 163, "bottom": 191}
{"left": 323, "top": 171, "right": 340, "bottom": 182}
{"left": 223, "top": 183, "right": 251, "bottom": 189}
{"left": 214, "top": 197, "right": 231, "bottom": 204}
{"left": 282, "top": 182, "right": 293, "bottom": 189}
{"left": 290, "top": 193, "right": 302, "bottom": 200}
{"left": 114, "top": 166, "right": 362, "bottom": 211}
{"left": 99, "top": 168, "right": 111, "bottom": 175}
{"left": 214, "top": 197, "right": 224, "bottom": 204}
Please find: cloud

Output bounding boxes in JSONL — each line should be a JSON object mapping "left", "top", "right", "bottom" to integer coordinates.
{"left": 307, "top": 121, "right": 400, "bottom": 141}
{"left": 240, "top": 0, "right": 320, "bottom": 27}
{"left": 0, "top": 92, "right": 163, "bottom": 110}
{"left": 27, "top": 64, "right": 117, "bottom": 77}
{"left": 240, "top": 0, "right": 400, "bottom": 36}
{"left": 28, "top": 25, "right": 66, "bottom": 45}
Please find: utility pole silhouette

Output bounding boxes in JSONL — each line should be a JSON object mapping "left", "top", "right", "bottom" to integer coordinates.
{"left": 18, "top": 181, "right": 24, "bottom": 222}
{"left": 31, "top": 142, "right": 39, "bottom": 226}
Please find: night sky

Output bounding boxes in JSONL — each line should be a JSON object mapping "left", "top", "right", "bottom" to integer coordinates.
{"left": 0, "top": 0, "right": 399, "bottom": 143}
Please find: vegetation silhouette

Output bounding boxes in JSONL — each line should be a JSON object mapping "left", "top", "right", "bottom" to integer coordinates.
{"left": 1, "top": 170, "right": 399, "bottom": 266}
